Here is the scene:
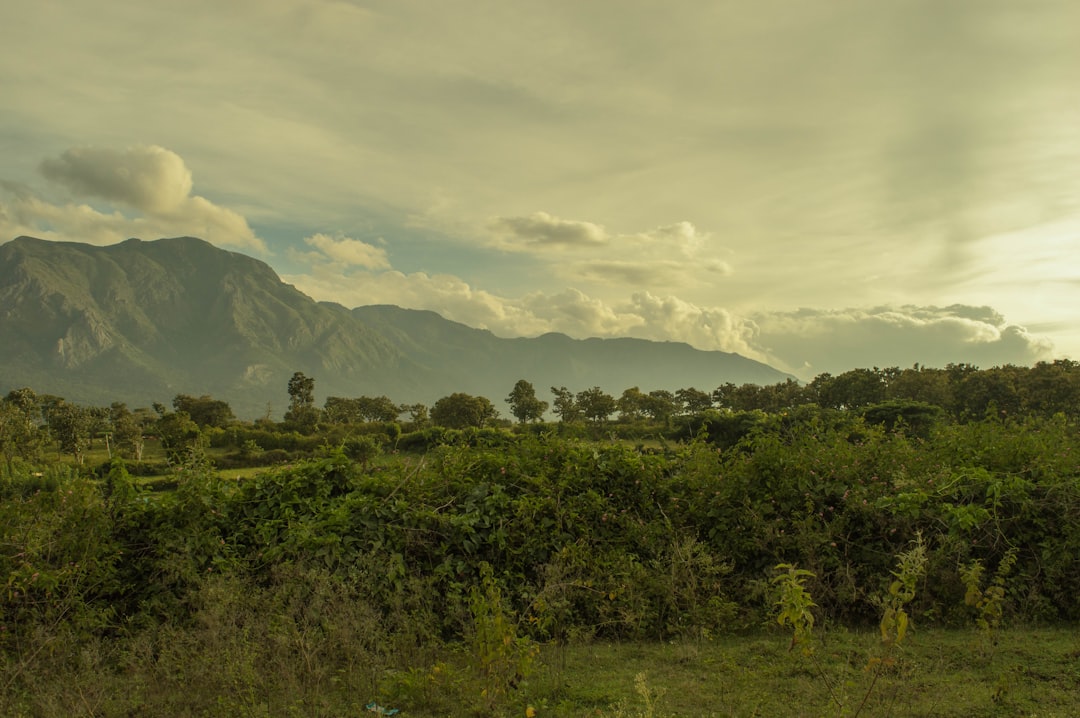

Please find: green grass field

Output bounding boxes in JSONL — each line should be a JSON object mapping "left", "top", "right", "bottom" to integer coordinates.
{"left": 444, "top": 627, "right": 1080, "bottom": 717}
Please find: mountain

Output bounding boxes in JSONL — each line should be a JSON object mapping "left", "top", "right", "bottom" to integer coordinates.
{"left": 0, "top": 236, "right": 794, "bottom": 417}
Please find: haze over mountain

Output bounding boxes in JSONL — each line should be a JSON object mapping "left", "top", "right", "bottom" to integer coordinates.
{"left": 0, "top": 236, "right": 793, "bottom": 417}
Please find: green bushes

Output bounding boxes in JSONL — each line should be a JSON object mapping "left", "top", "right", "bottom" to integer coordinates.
{"left": 3, "top": 414, "right": 1080, "bottom": 713}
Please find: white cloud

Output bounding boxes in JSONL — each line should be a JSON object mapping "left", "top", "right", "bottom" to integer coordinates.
{"left": 751, "top": 306, "right": 1056, "bottom": 376}
{"left": 285, "top": 259, "right": 1055, "bottom": 380}
{"left": 1, "top": 146, "right": 266, "bottom": 252}
{"left": 303, "top": 232, "right": 389, "bottom": 269}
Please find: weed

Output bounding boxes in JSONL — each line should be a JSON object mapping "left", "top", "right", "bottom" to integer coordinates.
{"left": 961, "top": 546, "right": 1018, "bottom": 657}
{"left": 772, "top": 534, "right": 928, "bottom": 717}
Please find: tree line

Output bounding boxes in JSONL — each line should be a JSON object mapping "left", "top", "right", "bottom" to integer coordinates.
{"left": 3, "top": 360, "right": 1079, "bottom": 468}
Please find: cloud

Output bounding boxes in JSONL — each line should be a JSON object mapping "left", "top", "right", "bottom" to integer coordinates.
{"left": 303, "top": 232, "right": 389, "bottom": 269}
{"left": 1, "top": 146, "right": 266, "bottom": 252}
{"left": 40, "top": 145, "right": 193, "bottom": 214}
{"left": 751, "top": 306, "right": 1056, "bottom": 377}
{"left": 569, "top": 258, "right": 730, "bottom": 287}
{"left": 284, "top": 248, "right": 1056, "bottom": 379}
{"left": 485, "top": 213, "right": 731, "bottom": 291}
{"left": 489, "top": 211, "right": 608, "bottom": 248}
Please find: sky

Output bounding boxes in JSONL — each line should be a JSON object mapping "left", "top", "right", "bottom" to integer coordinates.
{"left": 2, "top": 0, "right": 1078, "bottom": 380}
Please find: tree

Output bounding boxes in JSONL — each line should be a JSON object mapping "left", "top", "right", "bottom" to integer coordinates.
{"left": 676, "top": 387, "right": 713, "bottom": 415}
{"left": 887, "top": 365, "right": 953, "bottom": 408}
{"left": 576, "top": 387, "right": 616, "bottom": 424}
{"left": 0, "top": 388, "right": 43, "bottom": 472}
{"left": 506, "top": 380, "right": 548, "bottom": 423}
{"left": 551, "top": 386, "right": 582, "bottom": 423}
{"left": 810, "top": 369, "right": 885, "bottom": 409}
{"left": 110, "top": 402, "right": 146, "bottom": 461}
{"left": 431, "top": 393, "right": 498, "bottom": 429}
{"left": 156, "top": 410, "right": 201, "bottom": 462}
{"left": 323, "top": 396, "right": 360, "bottom": 424}
{"left": 617, "top": 387, "right": 647, "bottom": 421}
{"left": 402, "top": 403, "right": 430, "bottom": 429}
{"left": 325, "top": 395, "right": 404, "bottom": 424}
{"left": 287, "top": 371, "right": 315, "bottom": 409}
{"left": 172, "top": 394, "right": 235, "bottom": 429}
{"left": 284, "top": 371, "right": 320, "bottom": 431}
{"left": 44, "top": 401, "right": 92, "bottom": 464}
{"left": 643, "top": 389, "right": 677, "bottom": 423}
{"left": 357, "top": 395, "right": 402, "bottom": 423}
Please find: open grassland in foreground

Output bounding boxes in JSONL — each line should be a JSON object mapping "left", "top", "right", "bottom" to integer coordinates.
{"left": 6, "top": 627, "right": 1078, "bottom": 717}
{"left": 524, "top": 628, "right": 1080, "bottom": 718}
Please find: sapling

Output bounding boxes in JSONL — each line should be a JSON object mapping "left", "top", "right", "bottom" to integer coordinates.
{"left": 961, "top": 547, "right": 1018, "bottom": 659}
{"left": 772, "top": 533, "right": 928, "bottom": 717}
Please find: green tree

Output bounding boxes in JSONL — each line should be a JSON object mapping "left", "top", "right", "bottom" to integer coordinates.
{"left": 643, "top": 389, "right": 677, "bottom": 423}
{"left": 325, "top": 395, "right": 402, "bottom": 424}
{"left": 617, "top": 387, "right": 648, "bottom": 421}
{"left": 0, "top": 388, "right": 43, "bottom": 473}
{"left": 323, "top": 396, "right": 360, "bottom": 424}
{"left": 287, "top": 371, "right": 315, "bottom": 406}
{"left": 156, "top": 410, "right": 201, "bottom": 462}
{"left": 402, "top": 403, "right": 430, "bottom": 429}
{"left": 109, "top": 402, "right": 146, "bottom": 461}
{"left": 1020, "top": 360, "right": 1080, "bottom": 418}
{"left": 172, "top": 394, "right": 236, "bottom": 428}
{"left": 357, "top": 395, "right": 402, "bottom": 422}
{"left": 506, "top": 380, "right": 548, "bottom": 424}
{"left": 284, "top": 371, "right": 320, "bottom": 431}
{"left": 676, "top": 387, "right": 713, "bottom": 415}
{"left": 551, "top": 386, "right": 582, "bottom": 423}
{"left": 956, "top": 366, "right": 1022, "bottom": 420}
{"left": 44, "top": 401, "right": 92, "bottom": 464}
{"left": 887, "top": 365, "right": 953, "bottom": 408}
{"left": 576, "top": 386, "right": 616, "bottom": 424}
{"left": 431, "top": 393, "right": 498, "bottom": 428}
{"left": 810, "top": 368, "right": 886, "bottom": 409}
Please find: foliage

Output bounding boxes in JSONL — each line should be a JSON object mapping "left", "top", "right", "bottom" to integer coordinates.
{"left": 961, "top": 547, "right": 1019, "bottom": 656}
{"left": 431, "top": 392, "right": 499, "bottom": 429}
{"left": 506, "top": 380, "right": 548, "bottom": 424}
{"left": 172, "top": 393, "right": 236, "bottom": 428}
{"left": 5, "top": 382, "right": 1080, "bottom": 715}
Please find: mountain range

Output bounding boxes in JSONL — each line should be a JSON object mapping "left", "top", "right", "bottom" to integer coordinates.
{"left": 0, "top": 236, "right": 794, "bottom": 418}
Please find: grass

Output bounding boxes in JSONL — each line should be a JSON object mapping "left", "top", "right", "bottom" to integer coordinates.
{"left": 6, "top": 621, "right": 1079, "bottom": 718}
{"left": 395, "top": 626, "right": 1080, "bottom": 717}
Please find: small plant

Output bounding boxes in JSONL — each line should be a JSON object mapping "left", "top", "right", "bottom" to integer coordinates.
{"left": 604, "top": 672, "right": 669, "bottom": 718}
{"left": 772, "top": 563, "right": 818, "bottom": 654}
{"left": 772, "top": 534, "right": 928, "bottom": 717}
{"left": 856, "top": 533, "right": 928, "bottom": 716}
{"left": 961, "top": 547, "right": 1018, "bottom": 657}
{"left": 468, "top": 562, "right": 540, "bottom": 715}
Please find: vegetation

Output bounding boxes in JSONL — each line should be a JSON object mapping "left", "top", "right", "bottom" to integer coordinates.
{"left": 2, "top": 363, "right": 1080, "bottom": 715}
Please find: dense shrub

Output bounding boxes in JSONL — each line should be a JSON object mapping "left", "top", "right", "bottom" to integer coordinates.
{"left": 4, "top": 413, "right": 1080, "bottom": 710}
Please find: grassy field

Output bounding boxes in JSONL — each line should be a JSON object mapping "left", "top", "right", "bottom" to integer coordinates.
{"left": 13, "top": 627, "right": 1077, "bottom": 717}
{"left": 459, "top": 626, "right": 1080, "bottom": 717}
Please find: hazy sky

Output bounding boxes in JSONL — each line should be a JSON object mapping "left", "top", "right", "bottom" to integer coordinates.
{"left": 2, "top": 0, "right": 1078, "bottom": 379}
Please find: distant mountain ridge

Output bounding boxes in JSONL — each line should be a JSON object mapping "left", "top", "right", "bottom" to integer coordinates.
{"left": 0, "top": 236, "right": 794, "bottom": 417}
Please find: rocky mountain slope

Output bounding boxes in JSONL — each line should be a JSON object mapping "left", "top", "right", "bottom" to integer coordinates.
{"left": 0, "top": 236, "right": 793, "bottom": 417}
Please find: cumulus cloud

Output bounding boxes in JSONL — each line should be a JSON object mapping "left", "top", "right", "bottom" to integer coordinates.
{"left": 1, "top": 146, "right": 266, "bottom": 252}
{"left": 41, "top": 145, "right": 193, "bottom": 214}
{"left": 751, "top": 306, "right": 1055, "bottom": 377}
{"left": 303, "top": 232, "right": 390, "bottom": 269}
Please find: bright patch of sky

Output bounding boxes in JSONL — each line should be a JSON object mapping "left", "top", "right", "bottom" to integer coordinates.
{"left": 2, "top": 0, "right": 1078, "bottom": 379}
